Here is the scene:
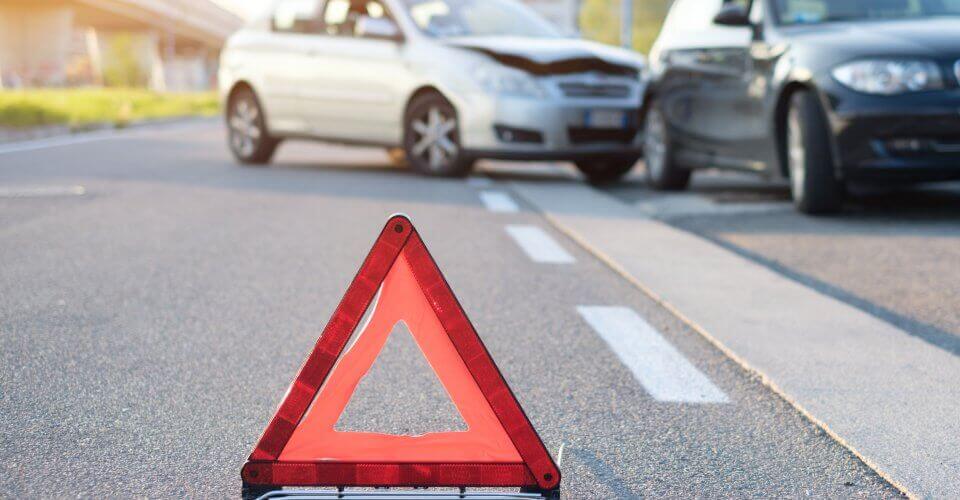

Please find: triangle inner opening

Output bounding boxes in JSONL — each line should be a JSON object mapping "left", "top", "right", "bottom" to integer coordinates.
{"left": 334, "top": 320, "right": 468, "bottom": 436}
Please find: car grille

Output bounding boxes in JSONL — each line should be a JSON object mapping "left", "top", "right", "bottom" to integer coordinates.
{"left": 931, "top": 138, "right": 960, "bottom": 154}
{"left": 568, "top": 127, "right": 638, "bottom": 145}
{"left": 883, "top": 136, "right": 960, "bottom": 156}
{"left": 559, "top": 82, "right": 631, "bottom": 98}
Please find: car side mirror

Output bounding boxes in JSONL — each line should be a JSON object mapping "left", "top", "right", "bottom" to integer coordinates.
{"left": 713, "top": 4, "right": 751, "bottom": 26}
{"left": 356, "top": 16, "right": 402, "bottom": 41}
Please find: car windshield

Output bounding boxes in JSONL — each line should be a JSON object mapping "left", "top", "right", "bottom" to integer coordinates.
{"left": 400, "top": 0, "right": 562, "bottom": 38}
{"left": 774, "top": 0, "right": 960, "bottom": 25}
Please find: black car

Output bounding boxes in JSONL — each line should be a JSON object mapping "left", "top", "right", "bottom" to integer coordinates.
{"left": 642, "top": 0, "right": 960, "bottom": 213}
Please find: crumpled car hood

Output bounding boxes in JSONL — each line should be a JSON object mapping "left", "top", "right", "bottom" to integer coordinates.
{"left": 444, "top": 36, "right": 644, "bottom": 76}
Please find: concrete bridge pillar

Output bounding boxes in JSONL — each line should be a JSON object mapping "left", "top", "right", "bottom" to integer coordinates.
{"left": 0, "top": 0, "right": 240, "bottom": 90}
{"left": 0, "top": 3, "right": 75, "bottom": 86}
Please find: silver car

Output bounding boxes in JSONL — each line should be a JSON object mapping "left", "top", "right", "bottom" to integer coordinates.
{"left": 219, "top": 0, "right": 647, "bottom": 183}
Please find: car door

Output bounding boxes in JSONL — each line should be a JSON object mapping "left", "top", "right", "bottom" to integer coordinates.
{"left": 702, "top": 0, "right": 763, "bottom": 170}
{"left": 259, "top": 0, "right": 327, "bottom": 134}
{"left": 300, "top": 0, "right": 411, "bottom": 144}
{"left": 653, "top": 0, "right": 753, "bottom": 168}
{"left": 688, "top": 0, "right": 760, "bottom": 170}
{"left": 740, "top": 0, "right": 787, "bottom": 174}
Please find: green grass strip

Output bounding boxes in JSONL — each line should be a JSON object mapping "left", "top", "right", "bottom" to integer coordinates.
{"left": 0, "top": 88, "right": 220, "bottom": 129}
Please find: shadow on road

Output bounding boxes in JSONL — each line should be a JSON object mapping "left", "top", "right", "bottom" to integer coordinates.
{"left": 846, "top": 183, "right": 960, "bottom": 221}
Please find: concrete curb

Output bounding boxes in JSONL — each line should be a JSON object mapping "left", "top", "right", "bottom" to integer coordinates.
{"left": 510, "top": 179, "right": 960, "bottom": 499}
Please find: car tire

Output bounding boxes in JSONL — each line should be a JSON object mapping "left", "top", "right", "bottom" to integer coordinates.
{"left": 643, "top": 101, "right": 691, "bottom": 191}
{"left": 575, "top": 155, "right": 639, "bottom": 185}
{"left": 227, "top": 87, "right": 279, "bottom": 166}
{"left": 403, "top": 93, "right": 474, "bottom": 177}
{"left": 786, "top": 90, "right": 843, "bottom": 214}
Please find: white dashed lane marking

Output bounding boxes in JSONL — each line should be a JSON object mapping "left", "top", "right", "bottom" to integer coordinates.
{"left": 479, "top": 191, "right": 520, "bottom": 213}
{"left": 505, "top": 225, "right": 575, "bottom": 264}
{"left": 0, "top": 185, "right": 86, "bottom": 198}
{"left": 577, "top": 306, "right": 729, "bottom": 404}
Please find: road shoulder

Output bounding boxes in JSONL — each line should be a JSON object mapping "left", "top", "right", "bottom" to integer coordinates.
{"left": 511, "top": 179, "right": 960, "bottom": 498}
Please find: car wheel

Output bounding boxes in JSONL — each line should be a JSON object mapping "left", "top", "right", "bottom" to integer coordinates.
{"left": 575, "top": 155, "right": 639, "bottom": 185}
{"left": 643, "top": 102, "right": 691, "bottom": 191}
{"left": 227, "top": 87, "right": 279, "bottom": 165}
{"left": 786, "top": 90, "right": 843, "bottom": 214}
{"left": 403, "top": 93, "right": 474, "bottom": 177}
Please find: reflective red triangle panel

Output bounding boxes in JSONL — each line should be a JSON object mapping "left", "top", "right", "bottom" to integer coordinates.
{"left": 242, "top": 215, "right": 560, "bottom": 491}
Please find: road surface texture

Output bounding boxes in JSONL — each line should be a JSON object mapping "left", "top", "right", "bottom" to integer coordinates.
{"left": 0, "top": 120, "right": 925, "bottom": 497}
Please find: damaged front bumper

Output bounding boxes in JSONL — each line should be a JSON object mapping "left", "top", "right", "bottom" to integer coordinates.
{"left": 456, "top": 76, "right": 646, "bottom": 161}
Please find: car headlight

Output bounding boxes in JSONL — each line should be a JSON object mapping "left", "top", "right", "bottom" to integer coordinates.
{"left": 470, "top": 62, "right": 545, "bottom": 98}
{"left": 831, "top": 59, "right": 944, "bottom": 95}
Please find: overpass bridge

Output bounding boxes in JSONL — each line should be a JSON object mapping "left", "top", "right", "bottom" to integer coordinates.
{"left": 0, "top": 0, "right": 243, "bottom": 90}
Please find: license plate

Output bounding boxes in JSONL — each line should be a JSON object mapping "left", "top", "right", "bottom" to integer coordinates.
{"left": 585, "top": 110, "right": 627, "bottom": 129}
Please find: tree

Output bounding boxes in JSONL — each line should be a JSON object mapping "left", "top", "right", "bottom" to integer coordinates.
{"left": 579, "top": 0, "right": 673, "bottom": 53}
{"left": 103, "top": 34, "right": 147, "bottom": 87}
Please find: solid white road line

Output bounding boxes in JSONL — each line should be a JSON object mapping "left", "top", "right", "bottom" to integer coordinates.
{"left": 0, "top": 131, "right": 119, "bottom": 155}
{"left": 505, "top": 225, "right": 575, "bottom": 264}
{"left": 0, "top": 185, "right": 86, "bottom": 198}
{"left": 479, "top": 191, "right": 519, "bottom": 213}
{"left": 577, "top": 306, "right": 729, "bottom": 404}
{"left": 0, "top": 120, "right": 212, "bottom": 156}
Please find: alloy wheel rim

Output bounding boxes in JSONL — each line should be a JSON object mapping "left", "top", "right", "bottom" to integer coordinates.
{"left": 411, "top": 106, "right": 458, "bottom": 171}
{"left": 230, "top": 98, "right": 262, "bottom": 157}
{"left": 787, "top": 107, "right": 806, "bottom": 201}
{"left": 644, "top": 108, "right": 667, "bottom": 180}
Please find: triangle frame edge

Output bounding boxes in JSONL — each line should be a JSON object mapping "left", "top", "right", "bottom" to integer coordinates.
{"left": 241, "top": 215, "right": 560, "bottom": 493}
{"left": 246, "top": 215, "right": 413, "bottom": 462}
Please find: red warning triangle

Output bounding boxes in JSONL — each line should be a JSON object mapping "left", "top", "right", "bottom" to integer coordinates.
{"left": 242, "top": 215, "right": 561, "bottom": 493}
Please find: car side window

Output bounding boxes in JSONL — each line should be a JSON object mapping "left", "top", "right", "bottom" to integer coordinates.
{"left": 273, "top": 0, "right": 324, "bottom": 34}
{"left": 322, "top": 0, "right": 392, "bottom": 37}
{"left": 365, "top": 1, "right": 388, "bottom": 19}
{"left": 775, "top": 0, "right": 828, "bottom": 24}
{"left": 323, "top": 0, "right": 351, "bottom": 35}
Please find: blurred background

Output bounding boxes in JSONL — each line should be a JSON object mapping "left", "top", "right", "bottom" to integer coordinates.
{"left": 0, "top": 0, "right": 661, "bottom": 131}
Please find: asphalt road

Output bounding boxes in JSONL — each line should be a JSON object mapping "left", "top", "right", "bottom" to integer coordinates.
{"left": 0, "top": 122, "right": 900, "bottom": 497}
